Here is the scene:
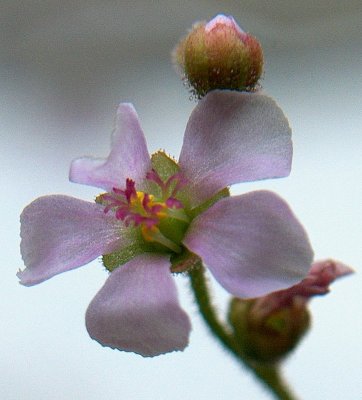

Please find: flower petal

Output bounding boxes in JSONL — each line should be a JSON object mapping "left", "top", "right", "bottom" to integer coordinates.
{"left": 69, "top": 103, "right": 151, "bottom": 191}
{"left": 18, "top": 195, "right": 131, "bottom": 286}
{"left": 183, "top": 191, "right": 313, "bottom": 298}
{"left": 85, "top": 253, "right": 191, "bottom": 357}
{"left": 301, "top": 259, "right": 354, "bottom": 295}
{"left": 179, "top": 91, "right": 292, "bottom": 207}
{"left": 252, "top": 259, "right": 354, "bottom": 318}
{"left": 309, "top": 259, "right": 354, "bottom": 281}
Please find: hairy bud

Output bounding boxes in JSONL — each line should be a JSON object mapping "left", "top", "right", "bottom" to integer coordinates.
{"left": 228, "top": 297, "right": 310, "bottom": 363}
{"left": 228, "top": 259, "right": 353, "bottom": 363}
{"left": 173, "top": 14, "right": 263, "bottom": 98}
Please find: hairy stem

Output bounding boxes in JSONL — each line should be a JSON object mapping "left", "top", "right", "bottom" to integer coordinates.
{"left": 188, "top": 264, "right": 298, "bottom": 400}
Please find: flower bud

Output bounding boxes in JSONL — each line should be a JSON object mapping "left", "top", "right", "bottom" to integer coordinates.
{"left": 228, "top": 297, "right": 310, "bottom": 363}
{"left": 228, "top": 259, "right": 353, "bottom": 363}
{"left": 173, "top": 14, "right": 263, "bottom": 98}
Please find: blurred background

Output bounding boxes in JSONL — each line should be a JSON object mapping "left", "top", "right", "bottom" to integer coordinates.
{"left": 1, "top": 1, "right": 361, "bottom": 399}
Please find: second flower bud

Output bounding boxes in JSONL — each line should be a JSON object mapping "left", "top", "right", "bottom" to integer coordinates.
{"left": 174, "top": 14, "right": 264, "bottom": 97}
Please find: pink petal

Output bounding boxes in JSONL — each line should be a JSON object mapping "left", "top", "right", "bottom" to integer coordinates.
{"left": 18, "top": 195, "right": 131, "bottom": 286}
{"left": 183, "top": 191, "right": 313, "bottom": 298}
{"left": 205, "top": 14, "right": 245, "bottom": 37}
{"left": 179, "top": 91, "right": 292, "bottom": 207}
{"left": 86, "top": 254, "right": 191, "bottom": 357}
{"left": 69, "top": 103, "right": 151, "bottom": 191}
{"left": 252, "top": 259, "right": 354, "bottom": 318}
{"left": 302, "top": 259, "right": 354, "bottom": 295}
{"left": 309, "top": 259, "right": 354, "bottom": 280}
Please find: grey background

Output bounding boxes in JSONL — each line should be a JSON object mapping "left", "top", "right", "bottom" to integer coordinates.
{"left": 1, "top": 1, "right": 361, "bottom": 399}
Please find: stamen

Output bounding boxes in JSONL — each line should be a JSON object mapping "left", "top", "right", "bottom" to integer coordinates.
{"left": 166, "top": 172, "right": 188, "bottom": 197}
{"left": 101, "top": 171, "right": 189, "bottom": 253}
{"left": 146, "top": 170, "right": 165, "bottom": 189}
{"left": 124, "top": 178, "right": 137, "bottom": 202}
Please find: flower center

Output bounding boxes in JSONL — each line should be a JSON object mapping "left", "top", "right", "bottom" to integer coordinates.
{"left": 100, "top": 170, "right": 190, "bottom": 253}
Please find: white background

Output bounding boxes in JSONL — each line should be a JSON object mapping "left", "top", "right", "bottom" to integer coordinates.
{"left": 1, "top": 1, "right": 361, "bottom": 399}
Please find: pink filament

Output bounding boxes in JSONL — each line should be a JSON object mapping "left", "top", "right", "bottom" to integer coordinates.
{"left": 102, "top": 170, "right": 186, "bottom": 228}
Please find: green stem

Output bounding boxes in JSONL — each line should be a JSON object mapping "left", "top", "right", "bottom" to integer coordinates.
{"left": 251, "top": 364, "right": 298, "bottom": 400}
{"left": 188, "top": 264, "right": 298, "bottom": 400}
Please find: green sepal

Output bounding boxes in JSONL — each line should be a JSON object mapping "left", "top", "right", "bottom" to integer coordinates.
{"left": 95, "top": 193, "right": 106, "bottom": 205}
{"left": 147, "top": 150, "right": 180, "bottom": 198}
{"left": 102, "top": 228, "right": 154, "bottom": 272}
{"left": 189, "top": 187, "right": 230, "bottom": 218}
{"left": 151, "top": 151, "right": 179, "bottom": 181}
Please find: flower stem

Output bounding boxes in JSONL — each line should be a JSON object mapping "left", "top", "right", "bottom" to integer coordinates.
{"left": 188, "top": 264, "right": 298, "bottom": 400}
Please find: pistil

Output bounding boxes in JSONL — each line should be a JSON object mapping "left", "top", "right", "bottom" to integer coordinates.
{"left": 101, "top": 170, "right": 189, "bottom": 253}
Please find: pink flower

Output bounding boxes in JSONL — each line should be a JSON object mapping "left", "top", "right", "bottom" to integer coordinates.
{"left": 18, "top": 91, "right": 314, "bottom": 356}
